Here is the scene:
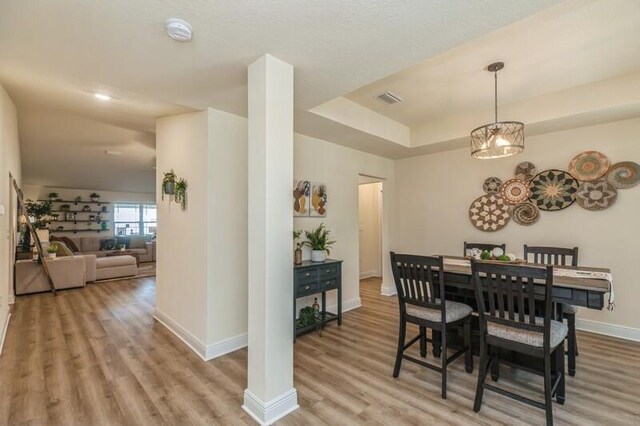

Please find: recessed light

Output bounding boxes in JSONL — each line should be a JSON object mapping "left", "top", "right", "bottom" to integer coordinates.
{"left": 166, "top": 18, "right": 193, "bottom": 42}
{"left": 94, "top": 93, "right": 112, "bottom": 101}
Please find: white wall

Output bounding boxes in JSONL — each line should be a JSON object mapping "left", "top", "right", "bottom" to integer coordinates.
{"left": 155, "top": 108, "right": 248, "bottom": 359}
{"left": 393, "top": 117, "right": 640, "bottom": 338}
{"left": 0, "top": 83, "right": 21, "bottom": 350}
{"left": 294, "top": 134, "right": 395, "bottom": 312}
{"left": 22, "top": 185, "right": 154, "bottom": 238}
{"left": 358, "top": 182, "right": 382, "bottom": 278}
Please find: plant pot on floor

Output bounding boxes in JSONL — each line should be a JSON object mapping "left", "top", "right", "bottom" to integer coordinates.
{"left": 311, "top": 250, "right": 326, "bottom": 262}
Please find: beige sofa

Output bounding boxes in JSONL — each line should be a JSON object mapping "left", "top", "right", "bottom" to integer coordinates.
{"left": 15, "top": 244, "right": 139, "bottom": 295}
{"left": 62, "top": 235, "right": 155, "bottom": 263}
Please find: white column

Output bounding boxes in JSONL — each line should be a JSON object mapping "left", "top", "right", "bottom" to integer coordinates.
{"left": 243, "top": 54, "right": 298, "bottom": 425}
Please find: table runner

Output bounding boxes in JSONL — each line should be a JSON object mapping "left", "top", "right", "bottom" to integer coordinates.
{"left": 441, "top": 257, "right": 615, "bottom": 310}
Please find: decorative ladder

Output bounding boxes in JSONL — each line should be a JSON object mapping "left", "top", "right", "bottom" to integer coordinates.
{"left": 13, "top": 179, "right": 56, "bottom": 295}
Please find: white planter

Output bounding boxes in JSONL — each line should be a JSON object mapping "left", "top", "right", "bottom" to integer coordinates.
{"left": 311, "top": 250, "right": 326, "bottom": 262}
{"left": 48, "top": 253, "right": 56, "bottom": 258}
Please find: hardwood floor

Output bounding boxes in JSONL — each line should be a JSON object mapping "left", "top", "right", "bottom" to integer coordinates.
{"left": 1, "top": 276, "right": 639, "bottom": 425}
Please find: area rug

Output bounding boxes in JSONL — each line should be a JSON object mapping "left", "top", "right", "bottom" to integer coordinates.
{"left": 95, "top": 262, "right": 156, "bottom": 283}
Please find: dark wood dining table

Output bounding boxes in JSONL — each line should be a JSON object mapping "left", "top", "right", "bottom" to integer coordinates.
{"left": 430, "top": 255, "right": 611, "bottom": 402}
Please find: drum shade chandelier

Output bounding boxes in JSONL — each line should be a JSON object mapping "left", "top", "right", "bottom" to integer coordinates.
{"left": 470, "top": 62, "right": 524, "bottom": 159}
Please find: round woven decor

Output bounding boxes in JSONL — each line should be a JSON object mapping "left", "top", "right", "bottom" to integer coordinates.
{"left": 515, "top": 161, "right": 537, "bottom": 182}
{"left": 529, "top": 169, "right": 579, "bottom": 211}
{"left": 483, "top": 177, "right": 502, "bottom": 194}
{"left": 576, "top": 179, "right": 617, "bottom": 211}
{"left": 568, "top": 151, "right": 610, "bottom": 181}
{"left": 468, "top": 194, "right": 511, "bottom": 232}
{"left": 511, "top": 202, "right": 540, "bottom": 226}
{"left": 500, "top": 178, "right": 531, "bottom": 205}
{"left": 606, "top": 161, "right": 640, "bottom": 189}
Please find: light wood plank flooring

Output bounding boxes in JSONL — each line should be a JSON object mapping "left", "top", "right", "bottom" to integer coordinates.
{"left": 1, "top": 276, "right": 639, "bottom": 425}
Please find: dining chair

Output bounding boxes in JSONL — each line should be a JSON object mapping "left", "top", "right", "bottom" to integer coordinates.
{"left": 390, "top": 252, "right": 473, "bottom": 399}
{"left": 463, "top": 242, "right": 507, "bottom": 257}
{"left": 524, "top": 245, "right": 579, "bottom": 377}
{"left": 471, "top": 260, "right": 566, "bottom": 426}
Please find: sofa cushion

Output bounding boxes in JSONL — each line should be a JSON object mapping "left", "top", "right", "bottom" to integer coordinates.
{"left": 130, "top": 235, "right": 147, "bottom": 249}
{"left": 96, "top": 255, "right": 137, "bottom": 269}
{"left": 81, "top": 237, "right": 102, "bottom": 253}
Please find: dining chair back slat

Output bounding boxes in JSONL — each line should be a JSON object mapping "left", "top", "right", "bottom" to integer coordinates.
{"left": 524, "top": 245, "right": 578, "bottom": 267}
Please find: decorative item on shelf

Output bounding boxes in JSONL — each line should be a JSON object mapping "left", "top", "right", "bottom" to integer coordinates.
{"left": 511, "top": 202, "right": 540, "bottom": 226}
{"left": 470, "top": 62, "right": 524, "bottom": 159}
{"left": 82, "top": 205, "right": 91, "bottom": 212}
{"left": 51, "top": 213, "right": 59, "bottom": 221}
{"left": 606, "top": 161, "right": 640, "bottom": 189}
{"left": 515, "top": 161, "right": 537, "bottom": 182}
{"left": 175, "top": 178, "right": 188, "bottom": 210}
{"left": 310, "top": 182, "right": 327, "bottom": 217}
{"left": 89, "top": 214, "right": 96, "bottom": 222}
{"left": 482, "top": 177, "right": 502, "bottom": 194}
{"left": 293, "top": 229, "right": 303, "bottom": 265}
{"left": 293, "top": 180, "right": 310, "bottom": 217}
{"left": 576, "top": 179, "right": 618, "bottom": 211}
{"left": 24, "top": 199, "right": 52, "bottom": 229}
{"left": 304, "top": 223, "right": 336, "bottom": 262}
{"left": 101, "top": 221, "right": 108, "bottom": 231}
{"left": 48, "top": 192, "right": 58, "bottom": 201}
{"left": 468, "top": 194, "right": 510, "bottom": 232}
{"left": 101, "top": 205, "right": 108, "bottom": 212}
{"left": 568, "top": 151, "right": 610, "bottom": 182}
{"left": 74, "top": 196, "right": 81, "bottom": 204}
{"left": 162, "top": 169, "right": 177, "bottom": 198}
{"left": 47, "top": 243, "right": 58, "bottom": 258}
{"left": 90, "top": 193, "right": 100, "bottom": 202}
{"left": 56, "top": 226, "right": 64, "bottom": 231}
{"left": 95, "top": 213, "right": 102, "bottom": 224}
{"left": 60, "top": 204, "right": 71, "bottom": 211}
{"left": 312, "top": 297, "right": 320, "bottom": 312}
{"left": 500, "top": 178, "right": 531, "bottom": 205}
{"left": 295, "top": 306, "right": 321, "bottom": 332}
{"left": 65, "top": 212, "right": 74, "bottom": 221}
{"left": 528, "top": 169, "right": 579, "bottom": 211}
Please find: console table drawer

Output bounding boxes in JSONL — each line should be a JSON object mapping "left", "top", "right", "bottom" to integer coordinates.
{"left": 296, "top": 282, "right": 317, "bottom": 297}
{"left": 295, "top": 269, "right": 318, "bottom": 283}
{"left": 318, "top": 265, "right": 339, "bottom": 279}
{"left": 318, "top": 278, "right": 338, "bottom": 292}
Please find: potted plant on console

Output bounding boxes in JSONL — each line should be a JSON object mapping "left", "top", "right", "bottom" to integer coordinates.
{"left": 304, "top": 223, "right": 336, "bottom": 263}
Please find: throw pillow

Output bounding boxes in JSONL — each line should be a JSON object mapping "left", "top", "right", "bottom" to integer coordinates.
{"left": 129, "top": 235, "right": 146, "bottom": 249}
{"left": 55, "top": 242, "right": 74, "bottom": 257}
{"left": 115, "top": 236, "right": 130, "bottom": 249}
{"left": 100, "top": 238, "right": 116, "bottom": 251}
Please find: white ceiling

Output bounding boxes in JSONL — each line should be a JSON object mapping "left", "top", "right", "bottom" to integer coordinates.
{"left": 0, "top": 0, "right": 560, "bottom": 192}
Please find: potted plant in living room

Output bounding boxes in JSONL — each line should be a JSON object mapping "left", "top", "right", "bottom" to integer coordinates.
{"left": 162, "top": 170, "right": 177, "bottom": 199}
{"left": 24, "top": 200, "right": 52, "bottom": 230}
{"left": 304, "top": 223, "right": 336, "bottom": 262}
{"left": 47, "top": 243, "right": 58, "bottom": 258}
{"left": 90, "top": 193, "right": 100, "bottom": 202}
{"left": 48, "top": 192, "right": 58, "bottom": 201}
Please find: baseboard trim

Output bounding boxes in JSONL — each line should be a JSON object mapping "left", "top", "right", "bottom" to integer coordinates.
{"left": 154, "top": 309, "right": 247, "bottom": 361}
{"left": 242, "top": 388, "right": 299, "bottom": 425}
{"left": 0, "top": 312, "right": 11, "bottom": 356}
{"left": 327, "top": 297, "right": 361, "bottom": 314}
{"left": 359, "top": 270, "right": 380, "bottom": 279}
{"left": 8, "top": 295, "right": 15, "bottom": 305}
{"left": 380, "top": 283, "right": 396, "bottom": 297}
{"left": 576, "top": 318, "right": 640, "bottom": 342}
{"left": 205, "top": 333, "right": 247, "bottom": 360}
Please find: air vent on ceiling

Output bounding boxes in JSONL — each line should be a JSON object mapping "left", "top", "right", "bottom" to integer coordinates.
{"left": 376, "top": 91, "right": 403, "bottom": 105}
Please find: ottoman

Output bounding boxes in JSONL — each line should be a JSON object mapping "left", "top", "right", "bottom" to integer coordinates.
{"left": 95, "top": 255, "right": 138, "bottom": 281}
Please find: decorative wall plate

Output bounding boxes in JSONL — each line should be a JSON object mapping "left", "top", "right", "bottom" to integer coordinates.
{"left": 576, "top": 179, "right": 617, "bottom": 211}
{"left": 515, "top": 161, "right": 537, "bottom": 182}
{"left": 529, "top": 169, "right": 579, "bottom": 211}
{"left": 483, "top": 177, "right": 502, "bottom": 194}
{"left": 568, "top": 151, "right": 610, "bottom": 181}
{"left": 606, "top": 161, "right": 640, "bottom": 189}
{"left": 511, "top": 202, "right": 540, "bottom": 226}
{"left": 468, "top": 194, "right": 511, "bottom": 232}
{"left": 500, "top": 178, "right": 531, "bottom": 205}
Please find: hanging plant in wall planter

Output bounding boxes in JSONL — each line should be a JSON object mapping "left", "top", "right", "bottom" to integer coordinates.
{"left": 162, "top": 169, "right": 177, "bottom": 199}
{"left": 174, "top": 178, "right": 188, "bottom": 211}
{"left": 304, "top": 223, "right": 336, "bottom": 262}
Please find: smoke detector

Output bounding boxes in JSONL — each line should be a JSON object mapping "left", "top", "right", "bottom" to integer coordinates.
{"left": 166, "top": 18, "right": 193, "bottom": 42}
{"left": 376, "top": 91, "right": 403, "bottom": 105}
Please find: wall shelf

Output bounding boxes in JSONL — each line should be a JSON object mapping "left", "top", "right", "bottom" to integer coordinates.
{"left": 51, "top": 229, "right": 110, "bottom": 233}
{"left": 39, "top": 199, "right": 110, "bottom": 205}
{"left": 52, "top": 210, "right": 109, "bottom": 214}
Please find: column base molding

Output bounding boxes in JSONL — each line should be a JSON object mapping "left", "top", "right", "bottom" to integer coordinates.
{"left": 242, "top": 388, "right": 299, "bottom": 425}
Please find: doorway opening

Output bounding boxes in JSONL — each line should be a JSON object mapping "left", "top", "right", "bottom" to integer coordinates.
{"left": 358, "top": 176, "right": 383, "bottom": 304}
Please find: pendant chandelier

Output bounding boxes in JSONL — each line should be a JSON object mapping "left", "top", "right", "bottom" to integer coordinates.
{"left": 470, "top": 62, "right": 524, "bottom": 159}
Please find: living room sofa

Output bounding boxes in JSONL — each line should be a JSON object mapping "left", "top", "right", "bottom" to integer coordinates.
{"left": 57, "top": 235, "right": 155, "bottom": 263}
